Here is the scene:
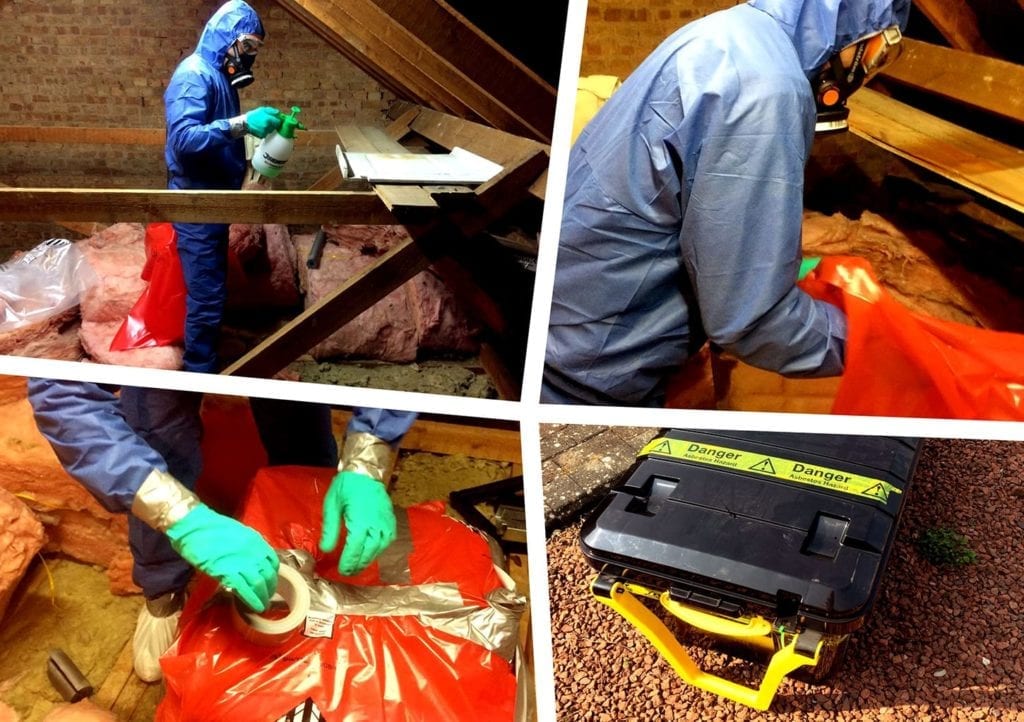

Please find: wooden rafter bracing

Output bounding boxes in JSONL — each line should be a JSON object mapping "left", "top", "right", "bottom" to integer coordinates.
{"left": 273, "top": 0, "right": 553, "bottom": 143}
{"left": 911, "top": 0, "right": 995, "bottom": 56}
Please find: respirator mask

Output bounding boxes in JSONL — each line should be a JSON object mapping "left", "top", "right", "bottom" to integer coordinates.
{"left": 814, "top": 25, "right": 903, "bottom": 133}
{"left": 223, "top": 33, "right": 263, "bottom": 89}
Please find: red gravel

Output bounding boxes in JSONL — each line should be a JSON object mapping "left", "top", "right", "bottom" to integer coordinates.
{"left": 545, "top": 438, "right": 1024, "bottom": 722}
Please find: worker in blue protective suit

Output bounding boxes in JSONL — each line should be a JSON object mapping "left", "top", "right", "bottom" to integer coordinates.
{"left": 27, "top": 378, "right": 416, "bottom": 683}
{"left": 164, "top": 0, "right": 284, "bottom": 373}
{"left": 542, "top": 0, "right": 910, "bottom": 406}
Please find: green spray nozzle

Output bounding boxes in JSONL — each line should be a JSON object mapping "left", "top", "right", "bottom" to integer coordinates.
{"left": 277, "top": 106, "right": 307, "bottom": 139}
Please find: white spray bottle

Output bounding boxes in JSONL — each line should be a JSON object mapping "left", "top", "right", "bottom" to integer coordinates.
{"left": 252, "top": 106, "right": 306, "bottom": 179}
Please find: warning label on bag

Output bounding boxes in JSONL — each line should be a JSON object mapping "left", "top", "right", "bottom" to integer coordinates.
{"left": 639, "top": 438, "right": 902, "bottom": 503}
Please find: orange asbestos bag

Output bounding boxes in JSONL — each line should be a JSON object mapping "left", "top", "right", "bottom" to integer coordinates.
{"left": 109, "top": 223, "right": 186, "bottom": 350}
{"left": 155, "top": 466, "right": 524, "bottom": 722}
{"left": 799, "top": 256, "right": 1024, "bottom": 420}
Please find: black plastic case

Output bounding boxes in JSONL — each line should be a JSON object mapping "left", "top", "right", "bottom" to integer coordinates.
{"left": 580, "top": 429, "right": 923, "bottom": 636}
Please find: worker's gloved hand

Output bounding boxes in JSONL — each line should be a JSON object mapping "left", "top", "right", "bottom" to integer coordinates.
{"left": 245, "top": 106, "right": 282, "bottom": 138}
{"left": 165, "top": 504, "right": 279, "bottom": 612}
{"left": 798, "top": 256, "right": 822, "bottom": 281}
{"left": 319, "top": 470, "right": 396, "bottom": 576}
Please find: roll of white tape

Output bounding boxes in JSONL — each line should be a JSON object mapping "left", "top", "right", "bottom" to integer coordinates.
{"left": 230, "top": 563, "right": 311, "bottom": 646}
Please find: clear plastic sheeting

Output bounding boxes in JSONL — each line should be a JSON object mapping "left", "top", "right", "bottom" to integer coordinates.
{"left": 0, "top": 239, "right": 97, "bottom": 332}
{"left": 156, "top": 466, "right": 525, "bottom": 722}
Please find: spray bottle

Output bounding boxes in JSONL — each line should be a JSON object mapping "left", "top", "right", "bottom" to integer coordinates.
{"left": 251, "top": 106, "right": 306, "bottom": 180}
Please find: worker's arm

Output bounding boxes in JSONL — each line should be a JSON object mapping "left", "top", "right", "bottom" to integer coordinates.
{"left": 165, "top": 75, "right": 240, "bottom": 157}
{"left": 321, "top": 408, "right": 417, "bottom": 575}
{"left": 678, "top": 76, "right": 846, "bottom": 377}
{"left": 27, "top": 378, "right": 169, "bottom": 513}
{"left": 27, "top": 378, "right": 278, "bottom": 611}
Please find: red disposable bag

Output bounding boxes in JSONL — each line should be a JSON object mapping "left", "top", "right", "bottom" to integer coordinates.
{"left": 799, "top": 255, "right": 1024, "bottom": 420}
{"left": 156, "top": 466, "right": 520, "bottom": 722}
{"left": 109, "top": 223, "right": 186, "bottom": 350}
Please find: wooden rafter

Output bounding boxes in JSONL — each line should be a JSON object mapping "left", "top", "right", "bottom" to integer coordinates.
{"left": 911, "top": 0, "right": 995, "bottom": 56}
{"left": 878, "top": 39, "right": 1024, "bottom": 125}
{"left": 848, "top": 88, "right": 1024, "bottom": 215}
{"left": 273, "top": 0, "right": 553, "bottom": 143}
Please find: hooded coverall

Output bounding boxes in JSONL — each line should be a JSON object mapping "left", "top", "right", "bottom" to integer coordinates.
{"left": 164, "top": 0, "right": 263, "bottom": 373}
{"left": 543, "top": 0, "right": 911, "bottom": 406}
{"left": 27, "top": 378, "right": 416, "bottom": 598}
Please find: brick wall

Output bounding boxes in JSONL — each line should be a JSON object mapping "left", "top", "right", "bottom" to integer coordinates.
{"left": 0, "top": 0, "right": 395, "bottom": 255}
{"left": 578, "top": 0, "right": 740, "bottom": 79}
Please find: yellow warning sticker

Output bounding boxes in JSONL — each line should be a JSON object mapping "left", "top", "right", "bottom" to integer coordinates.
{"left": 638, "top": 437, "right": 902, "bottom": 504}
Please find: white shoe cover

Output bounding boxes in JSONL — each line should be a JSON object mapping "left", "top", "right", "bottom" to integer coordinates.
{"left": 131, "top": 603, "right": 182, "bottom": 683}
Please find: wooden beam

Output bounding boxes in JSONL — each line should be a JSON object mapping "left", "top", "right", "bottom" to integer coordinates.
{"left": 0, "top": 125, "right": 338, "bottom": 146}
{"left": 0, "top": 188, "right": 395, "bottom": 224}
{"left": 367, "top": 0, "right": 556, "bottom": 141}
{"left": 273, "top": 0, "right": 550, "bottom": 142}
{"left": 848, "top": 88, "right": 1024, "bottom": 215}
{"left": 910, "top": 0, "right": 995, "bottom": 56}
{"left": 878, "top": 39, "right": 1024, "bottom": 125}
{"left": 0, "top": 181, "right": 105, "bottom": 236}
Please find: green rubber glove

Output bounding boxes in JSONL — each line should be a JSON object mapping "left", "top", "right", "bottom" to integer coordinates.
{"left": 165, "top": 504, "right": 279, "bottom": 612}
{"left": 245, "top": 106, "right": 282, "bottom": 138}
{"left": 319, "top": 471, "right": 396, "bottom": 576}
{"left": 798, "top": 256, "right": 822, "bottom": 281}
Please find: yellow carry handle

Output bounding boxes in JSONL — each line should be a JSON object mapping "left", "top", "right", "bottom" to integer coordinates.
{"left": 592, "top": 576, "right": 821, "bottom": 711}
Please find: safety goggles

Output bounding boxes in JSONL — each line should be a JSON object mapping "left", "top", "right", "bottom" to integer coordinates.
{"left": 236, "top": 33, "right": 264, "bottom": 55}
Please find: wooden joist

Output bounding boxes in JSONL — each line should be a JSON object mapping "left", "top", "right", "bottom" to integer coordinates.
{"left": 848, "top": 88, "right": 1024, "bottom": 215}
{"left": 273, "top": 0, "right": 552, "bottom": 143}
{"left": 879, "top": 38, "right": 1024, "bottom": 125}
{"left": 0, "top": 188, "right": 394, "bottom": 224}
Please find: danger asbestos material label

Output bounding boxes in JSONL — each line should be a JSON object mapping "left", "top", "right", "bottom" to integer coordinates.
{"left": 639, "top": 438, "right": 902, "bottom": 504}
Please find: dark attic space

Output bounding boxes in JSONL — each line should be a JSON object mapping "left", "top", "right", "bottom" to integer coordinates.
{"left": 0, "top": 0, "right": 561, "bottom": 401}
{"left": 572, "top": 0, "right": 1024, "bottom": 416}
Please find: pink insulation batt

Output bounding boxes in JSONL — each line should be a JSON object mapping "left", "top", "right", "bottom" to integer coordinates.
{"left": 294, "top": 225, "right": 479, "bottom": 363}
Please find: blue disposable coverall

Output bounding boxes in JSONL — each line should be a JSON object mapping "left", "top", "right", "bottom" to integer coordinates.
{"left": 543, "top": 0, "right": 911, "bottom": 406}
{"left": 27, "top": 378, "right": 416, "bottom": 598}
{"left": 164, "top": 0, "right": 263, "bottom": 373}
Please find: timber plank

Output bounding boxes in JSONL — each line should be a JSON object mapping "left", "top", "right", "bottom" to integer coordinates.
{"left": 848, "top": 89, "right": 1024, "bottom": 215}
{"left": 0, "top": 180, "right": 105, "bottom": 236}
{"left": 879, "top": 39, "right": 1024, "bottom": 125}
{"left": 0, "top": 188, "right": 395, "bottom": 225}
{"left": 398, "top": 418, "right": 522, "bottom": 463}
{"left": 374, "top": 184, "right": 440, "bottom": 212}
{"left": 336, "top": 124, "right": 407, "bottom": 153}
